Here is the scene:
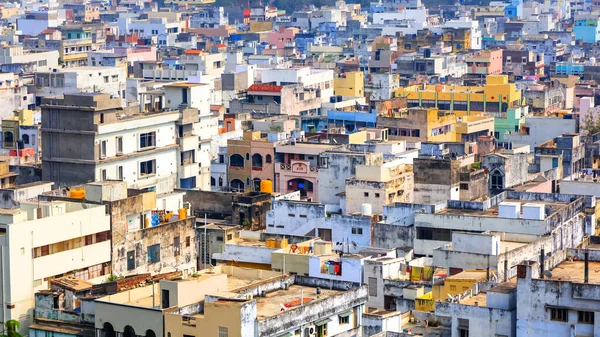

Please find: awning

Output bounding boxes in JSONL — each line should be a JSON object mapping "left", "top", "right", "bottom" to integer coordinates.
{"left": 338, "top": 310, "right": 352, "bottom": 318}
{"left": 315, "top": 318, "right": 332, "bottom": 326}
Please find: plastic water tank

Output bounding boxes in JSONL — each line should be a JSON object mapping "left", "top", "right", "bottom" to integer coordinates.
{"left": 361, "top": 203, "right": 372, "bottom": 216}
{"left": 260, "top": 180, "right": 273, "bottom": 194}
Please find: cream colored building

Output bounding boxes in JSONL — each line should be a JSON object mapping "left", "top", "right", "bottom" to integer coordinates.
{"left": 345, "top": 159, "right": 414, "bottom": 214}
{"left": 95, "top": 265, "right": 368, "bottom": 337}
{"left": 0, "top": 198, "right": 111, "bottom": 334}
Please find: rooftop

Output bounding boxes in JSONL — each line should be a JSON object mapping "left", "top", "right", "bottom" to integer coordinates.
{"left": 253, "top": 284, "right": 341, "bottom": 319}
{"left": 544, "top": 260, "right": 600, "bottom": 284}
{"left": 436, "top": 199, "right": 569, "bottom": 219}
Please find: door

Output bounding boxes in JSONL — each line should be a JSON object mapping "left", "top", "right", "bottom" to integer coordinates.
{"left": 182, "top": 88, "right": 188, "bottom": 104}
{"left": 127, "top": 251, "right": 135, "bottom": 271}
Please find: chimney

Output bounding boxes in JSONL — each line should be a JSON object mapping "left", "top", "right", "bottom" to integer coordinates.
{"left": 584, "top": 250, "right": 589, "bottom": 284}
{"left": 540, "top": 248, "right": 545, "bottom": 279}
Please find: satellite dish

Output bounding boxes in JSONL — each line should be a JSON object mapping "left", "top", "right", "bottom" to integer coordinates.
{"left": 543, "top": 270, "right": 553, "bottom": 278}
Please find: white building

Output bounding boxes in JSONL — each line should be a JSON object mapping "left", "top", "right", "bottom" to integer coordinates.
{"left": 117, "top": 17, "right": 185, "bottom": 46}
{"left": 0, "top": 45, "right": 59, "bottom": 72}
{"left": 0, "top": 198, "right": 111, "bottom": 333}
{"left": 41, "top": 94, "right": 179, "bottom": 194}
{"left": 164, "top": 82, "right": 216, "bottom": 190}
{"left": 34, "top": 66, "right": 126, "bottom": 103}
{"left": 516, "top": 249, "right": 600, "bottom": 337}
{"left": 260, "top": 67, "right": 334, "bottom": 103}
{"left": 0, "top": 73, "right": 35, "bottom": 119}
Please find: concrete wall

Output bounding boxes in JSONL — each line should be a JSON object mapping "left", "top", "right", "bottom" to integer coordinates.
{"left": 435, "top": 301, "right": 516, "bottom": 337}
{"left": 504, "top": 117, "right": 576, "bottom": 150}
{"left": 182, "top": 190, "right": 233, "bottom": 218}
{"left": 266, "top": 200, "right": 325, "bottom": 236}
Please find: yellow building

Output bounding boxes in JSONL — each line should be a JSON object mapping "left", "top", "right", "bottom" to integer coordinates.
{"left": 2, "top": 109, "right": 35, "bottom": 151}
{"left": 432, "top": 270, "right": 489, "bottom": 301}
{"left": 334, "top": 71, "right": 364, "bottom": 97}
{"left": 377, "top": 107, "right": 457, "bottom": 142}
{"left": 395, "top": 75, "right": 522, "bottom": 116}
{"left": 0, "top": 6, "right": 19, "bottom": 19}
{"left": 415, "top": 292, "right": 434, "bottom": 312}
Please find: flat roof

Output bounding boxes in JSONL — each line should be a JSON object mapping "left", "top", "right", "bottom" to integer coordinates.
{"left": 487, "top": 282, "right": 516, "bottom": 294}
{"left": 436, "top": 199, "right": 569, "bottom": 219}
{"left": 545, "top": 260, "right": 600, "bottom": 284}
{"left": 253, "top": 285, "right": 341, "bottom": 319}
{"left": 165, "top": 82, "right": 207, "bottom": 88}
{"left": 460, "top": 292, "right": 487, "bottom": 307}
{"left": 276, "top": 143, "right": 340, "bottom": 155}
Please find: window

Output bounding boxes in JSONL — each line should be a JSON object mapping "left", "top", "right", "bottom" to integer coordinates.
{"left": 111, "top": 75, "right": 119, "bottom": 82}
{"left": 216, "top": 236, "right": 224, "bottom": 242}
{"left": 363, "top": 192, "right": 369, "bottom": 197}
{"left": 22, "top": 134, "right": 29, "bottom": 145}
{"left": 550, "top": 308, "right": 568, "bottom": 322}
{"left": 288, "top": 213, "right": 295, "bottom": 217}
{"left": 103, "top": 76, "right": 109, "bottom": 83}
{"left": 316, "top": 324, "right": 327, "bottom": 337}
{"left": 101, "top": 169, "right": 107, "bottom": 181}
{"left": 299, "top": 214, "right": 307, "bottom": 218}
{"left": 449, "top": 285, "right": 457, "bottom": 291}
{"left": 374, "top": 193, "right": 380, "bottom": 198}
{"left": 185, "top": 236, "right": 190, "bottom": 247}
{"left": 218, "top": 327, "right": 228, "bottom": 337}
{"left": 140, "top": 160, "right": 156, "bottom": 176}
{"left": 117, "top": 166, "right": 123, "bottom": 180}
{"left": 266, "top": 154, "right": 272, "bottom": 163}
{"left": 41, "top": 245, "right": 49, "bottom": 257}
{"left": 116, "top": 136, "right": 123, "bottom": 154}
{"left": 351, "top": 227, "right": 363, "bottom": 235}
{"left": 3, "top": 131, "right": 13, "bottom": 145}
{"left": 139, "top": 132, "right": 156, "bottom": 149}
{"left": 339, "top": 315, "right": 350, "bottom": 325}
{"left": 491, "top": 172, "right": 503, "bottom": 189}
{"left": 85, "top": 235, "right": 93, "bottom": 245}
{"left": 460, "top": 183, "right": 469, "bottom": 190}
{"left": 506, "top": 56, "right": 511, "bottom": 63}
{"left": 174, "top": 236, "right": 180, "bottom": 257}
{"left": 127, "top": 251, "right": 135, "bottom": 271}
{"left": 100, "top": 140, "right": 107, "bottom": 159}
{"left": 227, "top": 234, "right": 233, "bottom": 240}
{"left": 95, "top": 231, "right": 109, "bottom": 242}
{"left": 147, "top": 244, "right": 161, "bottom": 263}
{"left": 578, "top": 311, "right": 594, "bottom": 324}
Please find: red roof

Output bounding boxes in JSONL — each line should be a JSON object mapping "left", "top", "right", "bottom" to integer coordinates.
{"left": 248, "top": 84, "right": 283, "bottom": 92}
{"left": 185, "top": 49, "right": 203, "bottom": 55}
{"left": 216, "top": 44, "right": 226, "bottom": 48}
{"left": 41, "top": 29, "right": 57, "bottom": 34}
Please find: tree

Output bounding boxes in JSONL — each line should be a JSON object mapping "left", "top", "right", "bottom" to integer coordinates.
{"left": 581, "top": 114, "right": 600, "bottom": 136}
{"left": 1, "top": 320, "right": 23, "bottom": 337}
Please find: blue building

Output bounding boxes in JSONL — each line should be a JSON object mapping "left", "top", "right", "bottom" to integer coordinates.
{"left": 574, "top": 19, "right": 600, "bottom": 44}
{"left": 555, "top": 62, "right": 585, "bottom": 76}
{"left": 505, "top": 0, "right": 523, "bottom": 18}
{"left": 327, "top": 106, "right": 377, "bottom": 133}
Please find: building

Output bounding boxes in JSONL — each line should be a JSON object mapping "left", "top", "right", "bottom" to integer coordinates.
{"left": 395, "top": 75, "right": 522, "bottom": 116}
{"left": 59, "top": 25, "right": 106, "bottom": 67}
{"left": 0, "top": 45, "right": 59, "bottom": 73}
{"left": 260, "top": 67, "right": 335, "bottom": 103}
{"left": 34, "top": 67, "right": 126, "bottom": 104}
{"left": 502, "top": 46, "right": 544, "bottom": 77}
{"left": 2, "top": 109, "right": 41, "bottom": 156}
{"left": 465, "top": 49, "right": 503, "bottom": 75}
{"left": 275, "top": 143, "right": 340, "bottom": 201}
{"left": 413, "top": 190, "right": 589, "bottom": 256}
{"left": 229, "top": 83, "right": 321, "bottom": 116}
{"left": 0, "top": 197, "right": 111, "bottom": 332}
{"left": 376, "top": 107, "right": 456, "bottom": 143}
{"left": 435, "top": 282, "right": 516, "bottom": 337}
{"left": 41, "top": 181, "right": 198, "bottom": 277}
{"left": 41, "top": 94, "right": 179, "bottom": 194}
{"left": 227, "top": 131, "right": 277, "bottom": 193}
{"left": 345, "top": 159, "right": 414, "bottom": 214}
{"left": 535, "top": 133, "right": 585, "bottom": 179}
{"left": 504, "top": 116, "right": 577, "bottom": 150}
{"left": 0, "top": 73, "right": 35, "bottom": 119}
{"left": 334, "top": 71, "right": 364, "bottom": 97}
{"left": 516, "top": 247, "right": 600, "bottom": 337}
{"left": 573, "top": 17, "right": 600, "bottom": 43}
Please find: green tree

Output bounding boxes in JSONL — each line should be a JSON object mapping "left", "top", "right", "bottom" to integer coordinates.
{"left": 581, "top": 114, "right": 600, "bottom": 136}
{"left": 1, "top": 320, "right": 23, "bottom": 337}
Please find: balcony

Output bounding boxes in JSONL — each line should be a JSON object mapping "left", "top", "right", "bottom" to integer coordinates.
{"left": 33, "top": 240, "right": 111, "bottom": 281}
{"left": 177, "top": 135, "right": 198, "bottom": 151}
{"left": 62, "top": 38, "right": 93, "bottom": 47}
{"left": 277, "top": 160, "right": 318, "bottom": 174}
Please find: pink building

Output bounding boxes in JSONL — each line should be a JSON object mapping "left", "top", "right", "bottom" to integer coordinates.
{"left": 115, "top": 46, "right": 157, "bottom": 63}
{"left": 267, "top": 26, "right": 299, "bottom": 49}
{"left": 275, "top": 143, "right": 339, "bottom": 201}
{"left": 466, "top": 49, "right": 503, "bottom": 75}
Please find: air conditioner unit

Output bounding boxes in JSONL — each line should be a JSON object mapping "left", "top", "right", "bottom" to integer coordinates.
{"left": 305, "top": 325, "right": 316, "bottom": 337}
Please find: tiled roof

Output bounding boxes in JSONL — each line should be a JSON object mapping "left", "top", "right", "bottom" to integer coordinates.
{"left": 248, "top": 84, "right": 283, "bottom": 92}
